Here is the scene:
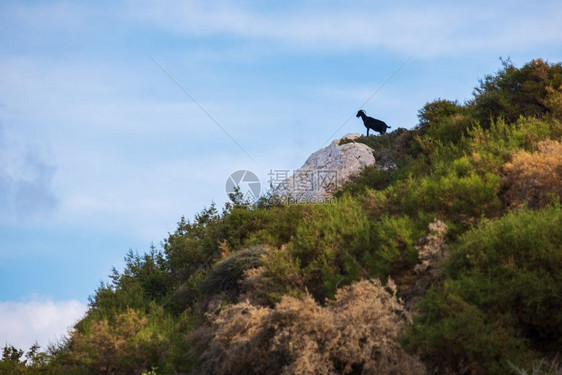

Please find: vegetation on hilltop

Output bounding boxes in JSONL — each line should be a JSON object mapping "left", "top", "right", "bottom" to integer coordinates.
{"left": 2, "top": 58, "right": 562, "bottom": 375}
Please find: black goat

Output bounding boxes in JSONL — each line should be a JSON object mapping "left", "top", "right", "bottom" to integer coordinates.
{"left": 356, "top": 110, "right": 391, "bottom": 136}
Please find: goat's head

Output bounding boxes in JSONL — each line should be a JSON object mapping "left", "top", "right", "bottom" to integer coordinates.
{"left": 356, "top": 110, "right": 365, "bottom": 118}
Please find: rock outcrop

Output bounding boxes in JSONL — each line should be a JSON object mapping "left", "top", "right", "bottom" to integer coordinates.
{"left": 273, "top": 133, "right": 375, "bottom": 203}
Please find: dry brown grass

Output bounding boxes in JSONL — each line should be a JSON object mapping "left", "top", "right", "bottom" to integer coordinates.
{"left": 198, "top": 280, "right": 425, "bottom": 375}
{"left": 502, "top": 139, "right": 562, "bottom": 209}
{"left": 414, "top": 219, "right": 448, "bottom": 277}
{"left": 400, "top": 218, "right": 448, "bottom": 311}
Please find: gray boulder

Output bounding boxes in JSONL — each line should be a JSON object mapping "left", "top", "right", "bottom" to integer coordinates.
{"left": 273, "top": 133, "right": 375, "bottom": 203}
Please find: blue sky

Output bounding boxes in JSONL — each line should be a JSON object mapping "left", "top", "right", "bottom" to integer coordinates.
{"left": 1, "top": 0, "right": 561, "bottom": 349}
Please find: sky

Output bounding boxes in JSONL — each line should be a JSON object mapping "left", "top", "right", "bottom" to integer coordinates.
{"left": 1, "top": 0, "right": 561, "bottom": 350}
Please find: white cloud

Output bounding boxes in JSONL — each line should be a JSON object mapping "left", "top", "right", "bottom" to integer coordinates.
{"left": 0, "top": 297, "right": 87, "bottom": 350}
{"left": 128, "top": 1, "right": 562, "bottom": 58}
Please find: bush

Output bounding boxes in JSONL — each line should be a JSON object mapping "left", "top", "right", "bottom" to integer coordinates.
{"left": 249, "top": 246, "right": 306, "bottom": 305}
{"left": 86, "top": 247, "right": 170, "bottom": 320}
{"left": 424, "top": 113, "right": 472, "bottom": 146}
{"left": 199, "top": 246, "right": 266, "bottom": 298}
{"left": 164, "top": 207, "right": 222, "bottom": 287}
{"left": 337, "top": 165, "right": 395, "bottom": 196}
{"left": 404, "top": 205, "right": 562, "bottom": 374}
{"left": 244, "top": 204, "right": 305, "bottom": 248}
{"left": 287, "top": 195, "right": 372, "bottom": 300}
{"left": 363, "top": 215, "right": 421, "bottom": 278}
{"left": 417, "top": 99, "right": 472, "bottom": 147}
{"left": 468, "top": 117, "right": 556, "bottom": 174}
{"left": 199, "top": 280, "right": 425, "bottom": 375}
{"left": 399, "top": 163, "right": 501, "bottom": 229}
{"left": 64, "top": 306, "right": 196, "bottom": 374}
{"left": 220, "top": 207, "right": 270, "bottom": 250}
{"left": 418, "top": 99, "right": 467, "bottom": 131}
{"left": 502, "top": 139, "right": 562, "bottom": 209}
{"left": 472, "top": 58, "right": 562, "bottom": 127}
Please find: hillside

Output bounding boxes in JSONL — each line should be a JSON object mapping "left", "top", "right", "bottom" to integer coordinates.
{"left": 2, "top": 58, "right": 562, "bottom": 375}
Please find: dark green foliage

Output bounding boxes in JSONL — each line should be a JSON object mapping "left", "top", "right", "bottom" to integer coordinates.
{"left": 165, "top": 205, "right": 222, "bottom": 285}
{"left": 336, "top": 165, "right": 394, "bottom": 196}
{"left": 417, "top": 99, "right": 472, "bottom": 144}
{"left": 0, "top": 345, "right": 26, "bottom": 375}
{"left": 404, "top": 283, "right": 533, "bottom": 374}
{"left": 249, "top": 204, "right": 304, "bottom": 247}
{"left": 0, "top": 344, "right": 49, "bottom": 375}
{"left": 472, "top": 58, "right": 562, "bottom": 127}
{"left": 162, "top": 205, "right": 223, "bottom": 312}
{"left": 82, "top": 246, "right": 171, "bottom": 325}
{"left": 448, "top": 206, "right": 562, "bottom": 350}
{"left": 404, "top": 206, "right": 562, "bottom": 374}
{"left": 257, "top": 196, "right": 429, "bottom": 303}
{"left": 418, "top": 99, "right": 467, "bottom": 130}
{"left": 199, "top": 246, "right": 266, "bottom": 297}
{"left": 220, "top": 207, "right": 267, "bottom": 250}
{"left": 256, "top": 245, "right": 306, "bottom": 304}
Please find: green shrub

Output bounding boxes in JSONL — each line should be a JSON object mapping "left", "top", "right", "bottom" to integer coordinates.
{"left": 255, "top": 195, "right": 371, "bottom": 302}
{"left": 472, "top": 58, "right": 562, "bottom": 127}
{"left": 424, "top": 113, "right": 472, "bottom": 146}
{"left": 448, "top": 205, "right": 562, "bottom": 348}
{"left": 292, "top": 195, "right": 371, "bottom": 300}
{"left": 244, "top": 204, "right": 304, "bottom": 248}
{"left": 398, "top": 165, "right": 501, "bottom": 229}
{"left": 404, "top": 283, "right": 532, "bottom": 374}
{"left": 404, "top": 205, "right": 562, "bottom": 374}
{"left": 418, "top": 99, "right": 467, "bottom": 131}
{"left": 363, "top": 215, "right": 421, "bottom": 278}
{"left": 199, "top": 246, "right": 266, "bottom": 297}
{"left": 84, "top": 248, "right": 171, "bottom": 323}
{"left": 336, "top": 165, "right": 395, "bottom": 196}
{"left": 251, "top": 246, "right": 305, "bottom": 305}
{"left": 220, "top": 207, "right": 270, "bottom": 250}
{"left": 468, "top": 117, "right": 556, "bottom": 174}
{"left": 63, "top": 305, "right": 197, "bottom": 375}
{"left": 164, "top": 207, "right": 222, "bottom": 287}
